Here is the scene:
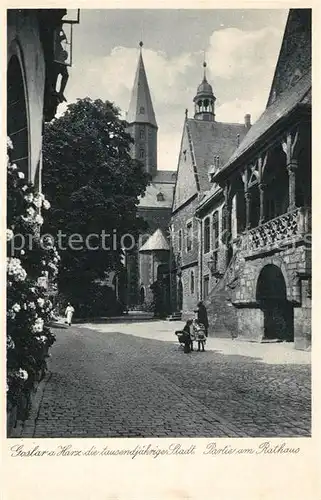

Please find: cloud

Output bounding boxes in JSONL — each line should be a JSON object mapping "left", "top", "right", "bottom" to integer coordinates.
{"left": 63, "top": 24, "right": 285, "bottom": 169}
{"left": 207, "top": 26, "right": 283, "bottom": 80}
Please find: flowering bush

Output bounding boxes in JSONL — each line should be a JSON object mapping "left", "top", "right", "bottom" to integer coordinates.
{"left": 7, "top": 137, "right": 59, "bottom": 413}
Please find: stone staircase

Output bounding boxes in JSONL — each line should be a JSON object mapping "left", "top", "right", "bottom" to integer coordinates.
{"left": 166, "top": 311, "right": 182, "bottom": 321}
{"left": 204, "top": 252, "right": 242, "bottom": 339}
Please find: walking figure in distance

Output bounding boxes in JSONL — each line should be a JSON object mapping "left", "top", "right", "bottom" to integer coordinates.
{"left": 65, "top": 303, "right": 75, "bottom": 326}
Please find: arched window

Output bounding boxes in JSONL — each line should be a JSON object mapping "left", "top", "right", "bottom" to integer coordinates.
{"left": 7, "top": 56, "right": 29, "bottom": 179}
{"left": 140, "top": 286, "right": 145, "bottom": 305}
{"left": 157, "top": 192, "right": 164, "bottom": 202}
{"left": 140, "top": 128, "right": 145, "bottom": 139}
{"left": 139, "top": 148, "right": 145, "bottom": 159}
{"left": 204, "top": 217, "right": 210, "bottom": 254}
{"left": 190, "top": 270, "right": 195, "bottom": 294}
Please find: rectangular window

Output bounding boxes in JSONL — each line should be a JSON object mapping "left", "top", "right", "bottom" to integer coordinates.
{"left": 213, "top": 211, "right": 219, "bottom": 249}
{"left": 140, "top": 128, "right": 145, "bottom": 140}
{"left": 204, "top": 217, "right": 211, "bottom": 254}
{"left": 203, "top": 275, "right": 210, "bottom": 300}
{"left": 178, "top": 229, "right": 182, "bottom": 252}
{"left": 186, "top": 222, "right": 193, "bottom": 251}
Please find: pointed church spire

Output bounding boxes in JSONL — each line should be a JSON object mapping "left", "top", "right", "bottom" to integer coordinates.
{"left": 127, "top": 42, "right": 158, "bottom": 128}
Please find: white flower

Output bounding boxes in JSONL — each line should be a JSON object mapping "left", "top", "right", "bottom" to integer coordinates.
{"left": 22, "top": 185, "right": 28, "bottom": 192}
{"left": 35, "top": 214, "right": 44, "bottom": 225}
{"left": 18, "top": 171, "right": 25, "bottom": 179}
{"left": 10, "top": 164, "right": 18, "bottom": 171}
{"left": 7, "top": 257, "right": 27, "bottom": 282}
{"left": 32, "top": 317, "right": 44, "bottom": 333}
{"left": 12, "top": 303, "right": 21, "bottom": 313}
{"left": 37, "top": 335, "right": 47, "bottom": 344}
{"left": 28, "top": 302, "right": 36, "bottom": 310}
{"left": 30, "top": 287, "right": 36, "bottom": 293}
{"left": 18, "top": 368, "right": 28, "bottom": 381}
{"left": 7, "top": 137, "right": 13, "bottom": 149}
{"left": 7, "top": 310, "right": 16, "bottom": 320}
{"left": 24, "top": 193, "right": 34, "bottom": 203}
{"left": 20, "top": 249, "right": 25, "bottom": 255}
{"left": 7, "top": 336, "right": 15, "bottom": 350}
{"left": 37, "top": 298, "right": 45, "bottom": 308}
{"left": 23, "top": 303, "right": 27, "bottom": 310}
{"left": 42, "top": 199, "right": 51, "bottom": 210}
{"left": 33, "top": 195, "right": 42, "bottom": 208}
{"left": 26, "top": 206, "right": 36, "bottom": 217}
{"left": 6, "top": 229, "right": 14, "bottom": 241}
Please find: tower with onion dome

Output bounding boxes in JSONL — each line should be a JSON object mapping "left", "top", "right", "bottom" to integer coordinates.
{"left": 193, "top": 61, "right": 216, "bottom": 121}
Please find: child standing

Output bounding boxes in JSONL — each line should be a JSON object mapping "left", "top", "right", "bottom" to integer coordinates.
{"left": 192, "top": 319, "right": 206, "bottom": 352}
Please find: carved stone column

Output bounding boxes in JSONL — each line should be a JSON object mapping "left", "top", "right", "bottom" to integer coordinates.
{"left": 258, "top": 182, "right": 266, "bottom": 225}
{"left": 282, "top": 129, "right": 299, "bottom": 213}
{"left": 245, "top": 191, "right": 251, "bottom": 229}
{"left": 287, "top": 160, "right": 298, "bottom": 212}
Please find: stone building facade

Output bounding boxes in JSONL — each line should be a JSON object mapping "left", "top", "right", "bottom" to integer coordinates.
{"left": 7, "top": 9, "right": 78, "bottom": 184}
{"left": 197, "top": 9, "right": 311, "bottom": 349}
{"left": 171, "top": 64, "right": 249, "bottom": 318}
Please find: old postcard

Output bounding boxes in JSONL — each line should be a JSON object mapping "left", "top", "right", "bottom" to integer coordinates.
{"left": 2, "top": 1, "right": 320, "bottom": 499}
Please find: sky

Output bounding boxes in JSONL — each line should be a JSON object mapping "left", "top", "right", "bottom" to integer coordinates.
{"left": 62, "top": 9, "right": 289, "bottom": 171}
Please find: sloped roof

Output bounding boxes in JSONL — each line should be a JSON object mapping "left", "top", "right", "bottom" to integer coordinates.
{"left": 127, "top": 50, "right": 157, "bottom": 128}
{"left": 152, "top": 170, "right": 177, "bottom": 184}
{"left": 187, "top": 118, "right": 248, "bottom": 192}
{"left": 216, "top": 71, "right": 311, "bottom": 179}
{"left": 139, "top": 228, "right": 170, "bottom": 252}
{"left": 139, "top": 180, "right": 175, "bottom": 208}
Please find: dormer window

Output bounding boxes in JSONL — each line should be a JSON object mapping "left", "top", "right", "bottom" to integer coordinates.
{"left": 140, "top": 106, "right": 145, "bottom": 114}
{"left": 157, "top": 192, "right": 164, "bottom": 202}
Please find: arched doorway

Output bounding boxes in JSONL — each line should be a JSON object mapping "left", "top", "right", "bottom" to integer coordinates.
{"left": 139, "top": 286, "right": 145, "bottom": 305}
{"left": 7, "top": 56, "right": 29, "bottom": 179}
{"left": 177, "top": 279, "right": 183, "bottom": 311}
{"left": 256, "top": 264, "right": 294, "bottom": 341}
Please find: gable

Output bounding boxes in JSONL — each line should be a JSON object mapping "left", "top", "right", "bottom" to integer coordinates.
{"left": 267, "top": 9, "right": 311, "bottom": 107}
{"left": 172, "top": 122, "right": 199, "bottom": 212}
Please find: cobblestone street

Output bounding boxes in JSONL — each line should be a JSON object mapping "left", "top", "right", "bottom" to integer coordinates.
{"left": 16, "top": 321, "right": 311, "bottom": 438}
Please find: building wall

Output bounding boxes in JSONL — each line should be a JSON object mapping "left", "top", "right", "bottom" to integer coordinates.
{"left": 172, "top": 197, "right": 200, "bottom": 313}
{"left": 128, "top": 123, "right": 157, "bottom": 177}
{"left": 138, "top": 206, "right": 172, "bottom": 235}
{"left": 180, "top": 264, "right": 199, "bottom": 317}
{"left": 7, "top": 10, "right": 46, "bottom": 183}
{"left": 172, "top": 123, "right": 198, "bottom": 211}
{"left": 232, "top": 243, "right": 311, "bottom": 348}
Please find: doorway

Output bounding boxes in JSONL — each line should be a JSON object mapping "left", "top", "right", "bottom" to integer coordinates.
{"left": 256, "top": 264, "right": 294, "bottom": 341}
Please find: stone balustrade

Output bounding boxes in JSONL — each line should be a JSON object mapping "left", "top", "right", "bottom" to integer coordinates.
{"left": 241, "top": 207, "right": 311, "bottom": 256}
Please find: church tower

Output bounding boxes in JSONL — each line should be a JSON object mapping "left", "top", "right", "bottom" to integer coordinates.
{"left": 127, "top": 42, "right": 158, "bottom": 177}
{"left": 193, "top": 62, "right": 216, "bottom": 121}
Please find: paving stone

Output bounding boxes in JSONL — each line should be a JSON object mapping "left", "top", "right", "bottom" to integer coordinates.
{"left": 18, "top": 323, "right": 311, "bottom": 438}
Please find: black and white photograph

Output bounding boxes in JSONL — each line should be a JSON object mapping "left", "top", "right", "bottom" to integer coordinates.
{"left": 6, "top": 6, "right": 311, "bottom": 444}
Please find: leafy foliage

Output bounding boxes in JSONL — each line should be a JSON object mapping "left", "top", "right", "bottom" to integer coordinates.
{"left": 42, "top": 98, "right": 149, "bottom": 313}
{"left": 7, "top": 138, "right": 58, "bottom": 410}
